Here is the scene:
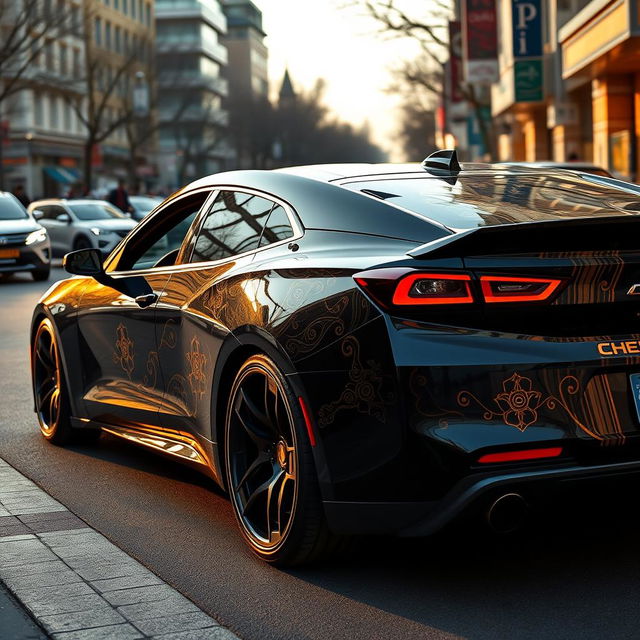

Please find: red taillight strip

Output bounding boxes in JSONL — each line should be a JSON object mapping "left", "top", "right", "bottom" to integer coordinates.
{"left": 392, "top": 273, "right": 474, "bottom": 306}
{"left": 477, "top": 447, "right": 563, "bottom": 464}
{"left": 480, "top": 276, "right": 562, "bottom": 303}
{"left": 298, "top": 396, "right": 316, "bottom": 447}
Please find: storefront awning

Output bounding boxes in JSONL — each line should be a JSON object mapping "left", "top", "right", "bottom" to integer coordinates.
{"left": 43, "top": 166, "right": 80, "bottom": 184}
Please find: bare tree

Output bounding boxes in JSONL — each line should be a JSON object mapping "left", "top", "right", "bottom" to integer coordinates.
{"left": 0, "top": 0, "right": 78, "bottom": 187}
{"left": 345, "top": 0, "right": 496, "bottom": 159}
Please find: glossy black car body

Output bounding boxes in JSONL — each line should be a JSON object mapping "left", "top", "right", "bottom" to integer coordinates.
{"left": 31, "top": 155, "right": 640, "bottom": 562}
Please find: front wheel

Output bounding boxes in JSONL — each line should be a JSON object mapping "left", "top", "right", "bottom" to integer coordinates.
{"left": 224, "top": 354, "right": 341, "bottom": 566}
{"left": 32, "top": 319, "right": 99, "bottom": 445}
{"left": 32, "top": 265, "right": 50, "bottom": 281}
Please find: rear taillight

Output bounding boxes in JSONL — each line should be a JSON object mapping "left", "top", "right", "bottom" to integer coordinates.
{"left": 480, "top": 276, "right": 562, "bottom": 303}
{"left": 477, "top": 447, "right": 563, "bottom": 464}
{"left": 392, "top": 273, "right": 473, "bottom": 305}
{"left": 354, "top": 269, "right": 475, "bottom": 308}
{"left": 354, "top": 270, "right": 564, "bottom": 309}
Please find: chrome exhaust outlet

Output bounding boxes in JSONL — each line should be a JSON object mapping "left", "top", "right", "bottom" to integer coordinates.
{"left": 485, "top": 493, "right": 528, "bottom": 534}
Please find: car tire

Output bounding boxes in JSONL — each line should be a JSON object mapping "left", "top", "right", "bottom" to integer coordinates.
{"left": 32, "top": 266, "right": 50, "bottom": 281}
{"left": 32, "top": 318, "right": 100, "bottom": 445}
{"left": 73, "top": 236, "right": 92, "bottom": 251}
{"left": 224, "top": 354, "right": 343, "bottom": 566}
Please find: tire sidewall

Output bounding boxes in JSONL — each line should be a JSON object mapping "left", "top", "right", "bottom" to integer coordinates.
{"left": 224, "top": 354, "right": 321, "bottom": 564}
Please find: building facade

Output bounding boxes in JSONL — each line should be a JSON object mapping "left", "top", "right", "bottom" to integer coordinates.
{"left": 155, "top": 0, "right": 230, "bottom": 188}
{"left": 1, "top": 0, "right": 86, "bottom": 199}
{"left": 221, "top": 0, "right": 269, "bottom": 169}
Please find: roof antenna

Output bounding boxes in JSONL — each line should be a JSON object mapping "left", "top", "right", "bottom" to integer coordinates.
{"left": 422, "top": 149, "right": 461, "bottom": 174}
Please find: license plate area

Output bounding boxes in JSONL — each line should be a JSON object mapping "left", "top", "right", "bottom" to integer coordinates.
{"left": 0, "top": 249, "right": 19, "bottom": 259}
{"left": 630, "top": 374, "right": 640, "bottom": 423}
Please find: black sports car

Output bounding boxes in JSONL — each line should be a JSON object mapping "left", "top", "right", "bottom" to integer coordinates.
{"left": 31, "top": 150, "right": 640, "bottom": 565}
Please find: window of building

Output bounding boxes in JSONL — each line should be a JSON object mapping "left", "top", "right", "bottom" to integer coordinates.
{"left": 34, "top": 93, "right": 43, "bottom": 127}
{"left": 63, "top": 101, "right": 72, "bottom": 132}
{"left": 138, "top": 0, "right": 143, "bottom": 22}
{"left": 72, "top": 48, "right": 81, "bottom": 77}
{"left": 131, "top": 0, "right": 136, "bottom": 19}
{"left": 114, "top": 0, "right": 119, "bottom": 9}
{"left": 145, "top": 2, "right": 151, "bottom": 26}
{"left": 105, "top": 22, "right": 112, "bottom": 49}
{"left": 114, "top": 26, "right": 121, "bottom": 52}
{"left": 45, "top": 40, "right": 54, "bottom": 73}
{"left": 189, "top": 191, "right": 273, "bottom": 263}
{"left": 59, "top": 43, "right": 68, "bottom": 75}
{"left": 124, "top": 30, "right": 130, "bottom": 52}
{"left": 71, "top": 5, "right": 81, "bottom": 33}
{"left": 49, "top": 97, "right": 59, "bottom": 130}
{"left": 95, "top": 17, "right": 102, "bottom": 46}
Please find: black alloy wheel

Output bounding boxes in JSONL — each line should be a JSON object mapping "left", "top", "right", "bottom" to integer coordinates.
{"left": 32, "top": 265, "right": 50, "bottom": 281}
{"left": 225, "top": 354, "right": 340, "bottom": 566}
{"left": 32, "top": 319, "right": 98, "bottom": 445}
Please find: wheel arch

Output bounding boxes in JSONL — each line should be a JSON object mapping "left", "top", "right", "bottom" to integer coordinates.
{"left": 210, "top": 326, "right": 309, "bottom": 489}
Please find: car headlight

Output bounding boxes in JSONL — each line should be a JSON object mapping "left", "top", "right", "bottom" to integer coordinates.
{"left": 90, "top": 227, "right": 102, "bottom": 236}
{"left": 25, "top": 229, "right": 47, "bottom": 245}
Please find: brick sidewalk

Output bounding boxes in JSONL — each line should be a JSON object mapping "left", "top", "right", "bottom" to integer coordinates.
{"left": 0, "top": 458, "right": 241, "bottom": 640}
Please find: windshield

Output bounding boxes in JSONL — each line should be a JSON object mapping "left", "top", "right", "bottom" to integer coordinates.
{"left": 131, "top": 197, "right": 161, "bottom": 212}
{"left": 69, "top": 202, "right": 127, "bottom": 221}
{"left": 0, "top": 195, "right": 28, "bottom": 220}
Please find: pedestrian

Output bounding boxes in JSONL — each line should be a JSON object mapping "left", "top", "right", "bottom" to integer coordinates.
{"left": 12, "top": 184, "right": 31, "bottom": 208}
{"left": 108, "top": 179, "right": 133, "bottom": 214}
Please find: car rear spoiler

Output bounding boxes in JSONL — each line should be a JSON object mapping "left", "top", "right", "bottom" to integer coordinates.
{"left": 407, "top": 215, "right": 640, "bottom": 259}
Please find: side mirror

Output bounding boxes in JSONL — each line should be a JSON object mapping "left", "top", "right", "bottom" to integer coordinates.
{"left": 63, "top": 248, "right": 104, "bottom": 277}
{"left": 56, "top": 213, "right": 71, "bottom": 223}
{"left": 32, "top": 209, "right": 44, "bottom": 220}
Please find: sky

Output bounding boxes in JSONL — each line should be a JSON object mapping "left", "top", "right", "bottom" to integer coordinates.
{"left": 257, "top": 0, "right": 425, "bottom": 161}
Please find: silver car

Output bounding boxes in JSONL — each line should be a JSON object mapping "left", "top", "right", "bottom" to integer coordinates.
{"left": 28, "top": 199, "right": 137, "bottom": 257}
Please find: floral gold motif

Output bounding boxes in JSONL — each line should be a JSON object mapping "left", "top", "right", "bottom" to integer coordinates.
{"left": 186, "top": 336, "right": 207, "bottom": 399}
{"left": 458, "top": 372, "right": 606, "bottom": 440}
{"left": 113, "top": 323, "right": 135, "bottom": 379}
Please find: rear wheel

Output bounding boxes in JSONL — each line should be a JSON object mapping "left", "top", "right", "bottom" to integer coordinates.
{"left": 224, "top": 354, "right": 341, "bottom": 566}
{"left": 32, "top": 319, "right": 98, "bottom": 445}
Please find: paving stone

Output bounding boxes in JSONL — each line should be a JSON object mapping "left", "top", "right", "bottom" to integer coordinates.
{"left": 52, "top": 623, "right": 144, "bottom": 640}
{"left": 152, "top": 628, "right": 240, "bottom": 640}
{"left": 8, "top": 505, "right": 68, "bottom": 515}
{"left": 5, "top": 569, "right": 84, "bottom": 590}
{"left": 0, "top": 532, "right": 36, "bottom": 542}
{"left": 39, "top": 607, "right": 127, "bottom": 634}
{"left": 0, "top": 540, "right": 58, "bottom": 566}
{"left": 74, "top": 563, "right": 151, "bottom": 581}
{"left": 0, "top": 559, "right": 69, "bottom": 578}
{"left": 12, "top": 581, "right": 95, "bottom": 602}
{"left": 89, "top": 573, "right": 164, "bottom": 593}
{"left": 19, "top": 512, "right": 83, "bottom": 524}
{"left": 132, "top": 611, "right": 219, "bottom": 636}
{"left": 118, "top": 594, "right": 199, "bottom": 621}
{"left": 0, "top": 507, "right": 11, "bottom": 517}
{"left": 102, "top": 584, "right": 177, "bottom": 606}
{"left": 26, "top": 593, "right": 111, "bottom": 617}
{"left": 0, "top": 523, "right": 32, "bottom": 537}
{"left": 30, "top": 519, "right": 88, "bottom": 533}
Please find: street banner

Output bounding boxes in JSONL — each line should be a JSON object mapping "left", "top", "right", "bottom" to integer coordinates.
{"left": 512, "top": 0, "right": 543, "bottom": 58}
{"left": 448, "top": 21, "right": 464, "bottom": 103}
{"left": 514, "top": 59, "right": 543, "bottom": 102}
{"left": 462, "top": 0, "right": 498, "bottom": 84}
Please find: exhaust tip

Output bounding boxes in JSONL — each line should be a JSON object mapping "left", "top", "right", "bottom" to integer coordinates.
{"left": 486, "top": 492, "right": 528, "bottom": 534}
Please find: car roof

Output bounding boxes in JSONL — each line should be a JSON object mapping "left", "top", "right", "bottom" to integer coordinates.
{"left": 30, "top": 199, "right": 112, "bottom": 206}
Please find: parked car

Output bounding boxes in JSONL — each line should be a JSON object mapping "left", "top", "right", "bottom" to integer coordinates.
{"left": 130, "top": 195, "right": 163, "bottom": 221}
{"left": 31, "top": 151, "right": 640, "bottom": 565}
{"left": 28, "top": 199, "right": 137, "bottom": 257}
{"left": 501, "top": 161, "right": 613, "bottom": 177}
{"left": 0, "top": 192, "right": 50, "bottom": 281}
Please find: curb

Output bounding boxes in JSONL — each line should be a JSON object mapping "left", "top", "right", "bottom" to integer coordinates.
{"left": 0, "top": 457, "right": 241, "bottom": 640}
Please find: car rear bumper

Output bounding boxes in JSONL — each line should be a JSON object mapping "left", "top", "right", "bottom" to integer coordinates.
{"left": 322, "top": 459, "right": 640, "bottom": 536}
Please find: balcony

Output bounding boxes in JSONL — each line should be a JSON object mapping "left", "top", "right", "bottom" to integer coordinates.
{"left": 156, "top": 38, "right": 228, "bottom": 65}
{"left": 155, "top": 0, "right": 227, "bottom": 35}
{"left": 157, "top": 72, "right": 228, "bottom": 97}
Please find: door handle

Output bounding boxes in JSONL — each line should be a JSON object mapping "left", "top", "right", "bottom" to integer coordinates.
{"left": 134, "top": 293, "right": 158, "bottom": 308}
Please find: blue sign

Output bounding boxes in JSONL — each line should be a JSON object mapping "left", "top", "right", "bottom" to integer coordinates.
{"left": 512, "top": 0, "right": 542, "bottom": 58}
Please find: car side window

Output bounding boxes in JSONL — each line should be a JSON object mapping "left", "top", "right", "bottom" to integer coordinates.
{"left": 113, "top": 191, "right": 211, "bottom": 272}
{"left": 188, "top": 191, "right": 273, "bottom": 264}
{"left": 259, "top": 205, "right": 294, "bottom": 247}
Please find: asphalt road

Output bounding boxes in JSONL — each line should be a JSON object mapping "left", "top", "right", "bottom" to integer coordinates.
{"left": 4, "top": 268, "right": 640, "bottom": 640}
